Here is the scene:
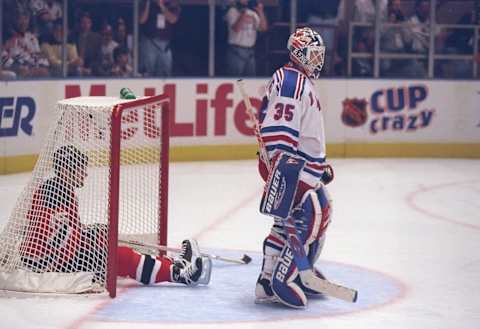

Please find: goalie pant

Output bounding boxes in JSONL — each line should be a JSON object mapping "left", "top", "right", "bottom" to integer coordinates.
{"left": 20, "top": 177, "right": 184, "bottom": 286}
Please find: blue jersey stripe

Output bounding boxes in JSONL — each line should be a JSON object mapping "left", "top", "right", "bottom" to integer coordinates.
{"left": 261, "top": 125, "right": 299, "bottom": 137}
{"left": 264, "top": 241, "right": 283, "bottom": 252}
{"left": 266, "top": 144, "right": 296, "bottom": 154}
{"left": 297, "top": 150, "right": 326, "bottom": 163}
{"left": 280, "top": 69, "right": 298, "bottom": 99}
{"left": 298, "top": 76, "right": 306, "bottom": 100}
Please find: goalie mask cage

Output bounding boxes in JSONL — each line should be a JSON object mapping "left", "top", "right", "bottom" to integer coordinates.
{"left": 0, "top": 95, "right": 170, "bottom": 298}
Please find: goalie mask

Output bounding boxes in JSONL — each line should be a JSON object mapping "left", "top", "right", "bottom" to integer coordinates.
{"left": 287, "top": 27, "right": 326, "bottom": 79}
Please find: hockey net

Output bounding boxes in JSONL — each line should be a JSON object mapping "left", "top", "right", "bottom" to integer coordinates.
{"left": 0, "top": 94, "right": 169, "bottom": 297}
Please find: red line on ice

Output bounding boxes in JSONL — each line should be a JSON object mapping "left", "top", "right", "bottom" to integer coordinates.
{"left": 405, "top": 179, "right": 480, "bottom": 231}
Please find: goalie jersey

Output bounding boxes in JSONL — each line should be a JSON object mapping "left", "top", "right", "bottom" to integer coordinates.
{"left": 259, "top": 65, "right": 327, "bottom": 188}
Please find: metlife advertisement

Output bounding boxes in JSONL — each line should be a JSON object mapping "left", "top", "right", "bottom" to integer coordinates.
{"left": 1, "top": 78, "right": 479, "bottom": 159}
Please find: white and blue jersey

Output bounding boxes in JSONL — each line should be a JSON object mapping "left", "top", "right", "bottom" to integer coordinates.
{"left": 259, "top": 65, "right": 327, "bottom": 187}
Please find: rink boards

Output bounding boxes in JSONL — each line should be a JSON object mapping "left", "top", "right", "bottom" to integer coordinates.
{"left": 1, "top": 78, "right": 479, "bottom": 173}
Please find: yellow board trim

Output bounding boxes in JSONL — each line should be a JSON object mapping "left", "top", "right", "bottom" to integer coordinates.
{"left": 1, "top": 143, "right": 479, "bottom": 174}
{"left": 327, "top": 143, "right": 480, "bottom": 158}
{"left": 1, "top": 154, "right": 40, "bottom": 175}
{"left": 170, "top": 144, "right": 258, "bottom": 162}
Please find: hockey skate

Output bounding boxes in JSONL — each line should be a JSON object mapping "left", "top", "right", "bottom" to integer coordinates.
{"left": 173, "top": 239, "right": 212, "bottom": 285}
{"left": 172, "top": 257, "right": 204, "bottom": 286}
{"left": 174, "top": 239, "right": 196, "bottom": 268}
{"left": 254, "top": 273, "right": 279, "bottom": 304}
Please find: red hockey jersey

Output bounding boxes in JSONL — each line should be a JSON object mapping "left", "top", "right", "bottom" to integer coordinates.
{"left": 21, "top": 177, "right": 82, "bottom": 271}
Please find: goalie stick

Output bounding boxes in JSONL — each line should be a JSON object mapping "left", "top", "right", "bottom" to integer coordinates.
{"left": 237, "top": 80, "right": 271, "bottom": 173}
{"left": 236, "top": 79, "right": 358, "bottom": 303}
{"left": 119, "top": 239, "right": 252, "bottom": 265}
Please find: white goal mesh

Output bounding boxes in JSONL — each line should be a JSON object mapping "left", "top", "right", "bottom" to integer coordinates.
{"left": 0, "top": 95, "right": 169, "bottom": 296}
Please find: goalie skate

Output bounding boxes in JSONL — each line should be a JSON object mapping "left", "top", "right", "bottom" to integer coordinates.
{"left": 254, "top": 274, "right": 279, "bottom": 304}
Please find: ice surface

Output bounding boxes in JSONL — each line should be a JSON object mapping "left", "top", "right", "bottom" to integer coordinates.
{"left": 0, "top": 159, "right": 479, "bottom": 329}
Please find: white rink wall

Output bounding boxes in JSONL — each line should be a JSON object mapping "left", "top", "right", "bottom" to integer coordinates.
{"left": 0, "top": 78, "right": 479, "bottom": 173}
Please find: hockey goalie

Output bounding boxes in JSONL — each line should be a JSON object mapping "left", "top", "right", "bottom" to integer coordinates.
{"left": 254, "top": 27, "right": 335, "bottom": 308}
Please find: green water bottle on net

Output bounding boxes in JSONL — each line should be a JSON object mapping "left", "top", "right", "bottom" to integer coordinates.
{"left": 120, "top": 87, "right": 136, "bottom": 99}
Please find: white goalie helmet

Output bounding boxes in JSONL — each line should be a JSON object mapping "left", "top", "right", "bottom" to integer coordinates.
{"left": 287, "top": 27, "right": 326, "bottom": 79}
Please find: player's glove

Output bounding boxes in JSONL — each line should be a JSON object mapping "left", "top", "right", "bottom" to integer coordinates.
{"left": 321, "top": 164, "right": 334, "bottom": 185}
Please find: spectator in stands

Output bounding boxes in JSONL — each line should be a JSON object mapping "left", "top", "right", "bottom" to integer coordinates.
{"left": 139, "top": 0, "right": 181, "bottom": 77}
{"left": 224, "top": 0, "right": 268, "bottom": 77}
{"left": 353, "top": 0, "right": 387, "bottom": 22}
{"left": 41, "top": 20, "right": 84, "bottom": 77}
{"left": 405, "top": 0, "right": 430, "bottom": 53}
{"left": 100, "top": 24, "right": 119, "bottom": 76}
{"left": 111, "top": 46, "right": 133, "bottom": 77}
{"left": 3, "top": 1, "right": 32, "bottom": 41}
{"left": 402, "top": 0, "right": 430, "bottom": 77}
{"left": 435, "top": 6, "right": 475, "bottom": 78}
{"left": 386, "top": 0, "right": 405, "bottom": 25}
{"left": 1, "top": 51, "right": 17, "bottom": 80}
{"left": 4, "top": 1, "right": 31, "bottom": 21}
{"left": 380, "top": 0, "right": 408, "bottom": 76}
{"left": 3, "top": 11, "right": 49, "bottom": 78}
{"left": 304, "top": 0, "right": 344, "bottom": 76}
{"left": 113, "top": 17, "right": 133, "bottom": 63}
{"left": 477, "top": 50, "right": 480, "bottom": 78}
{"left": 72, "top": 12, "right": 102, "bottom": 76}
{"left": 351, "top": 0, "right": 389, "bottom": 76}
{"left": 30, "top": 0, "right": 63, "bottom": 42}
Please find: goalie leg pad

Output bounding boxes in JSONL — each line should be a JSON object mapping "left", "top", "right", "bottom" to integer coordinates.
{"left": 292, "top": 190, "right": 322, "bottom": 246}
{"left": 307, "top": 234, "right": 326, "bottom": 268}
{"left": 302, "top": 235, "right": 327, "bottom": 296}
{"left": 289, "top": 187, "right": 331, "bottom": 296}
{"left": 271, "top": 245, "right": 307, "bottom": 309}
{"left": 255, "top": 232, "right": 285, "bottom": 303}
{"left": 262, "top": 232, "right": 285, "bottom": 272}
{"left": 292, "top": 187, "right": 331, "bottom": 246}
{"left": 316, "top": 184, "right": 333, "bottom": 235}
{"left": 306, "top": 185, "right": 332, "bottom": 266}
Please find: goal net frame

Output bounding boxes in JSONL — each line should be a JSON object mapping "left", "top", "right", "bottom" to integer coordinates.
{"left": 107, "top": 94, "right": 170, "bottom": 297}
{"left": 0, "top": 93, "right": 170, "bottom": 298}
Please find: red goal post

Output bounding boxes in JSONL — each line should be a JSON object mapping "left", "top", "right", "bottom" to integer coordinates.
{"left": 107, "top": 94, "right": 170, "bottom": 297}
{"left": 0, "top": 93, "right": 170, "bottom": 298}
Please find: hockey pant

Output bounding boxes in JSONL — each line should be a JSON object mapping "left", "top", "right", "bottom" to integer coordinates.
{"left": 79, "top": 224, "right": 176, "bottom": 285}
{"left": 256, "top": 185, "right": 332, "bottom": 308}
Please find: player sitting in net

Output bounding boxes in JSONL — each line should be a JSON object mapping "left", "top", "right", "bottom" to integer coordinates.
{"left": 20, "top": 144, "right": 211, "bottom": 288}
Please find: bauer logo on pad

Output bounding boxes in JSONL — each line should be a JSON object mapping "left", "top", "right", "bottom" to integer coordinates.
{"left": 273, "top": 176, "right": 287, "bottom": 210}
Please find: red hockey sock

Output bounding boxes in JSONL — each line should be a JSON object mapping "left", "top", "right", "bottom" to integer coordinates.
{"left": 117, "top": 246, "right": 173, "bottom": 284}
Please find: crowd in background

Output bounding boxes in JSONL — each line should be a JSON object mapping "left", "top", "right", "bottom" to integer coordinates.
{"left": 1, "top": 0, "right": 479, "bottom": 80}
{"left": 349, "top": 0, "right": 479, "bottom": 78}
